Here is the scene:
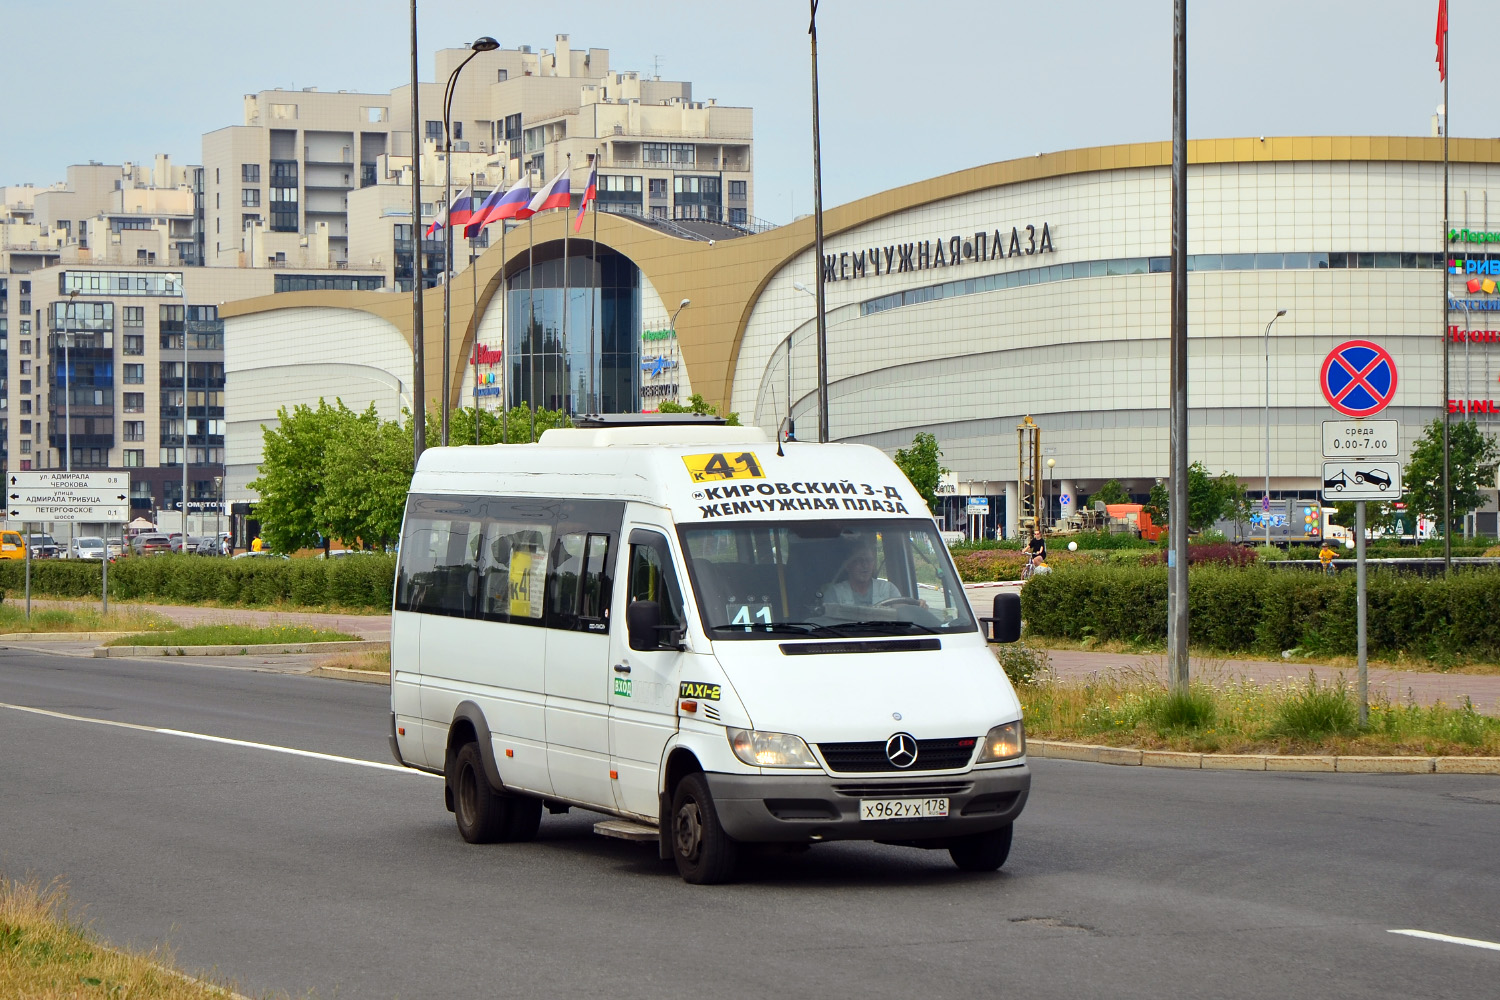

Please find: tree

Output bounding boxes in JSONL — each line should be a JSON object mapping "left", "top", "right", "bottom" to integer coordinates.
{"left": 316, "top": 403, "right": 411, "bottom": 549}
{"left": 1150, "top": 462, "right": 1244, "bottom": 532}
{"left": 1089, "top": 479, "right": 1130, "bottom": 507}
{"left": 893, "top": 432, "right": 948, "bottom": 514}
{"left": 658, "top": 393, "right": 740, "bottom": 426}
{"left": 1145, "top": 481, "right": 1169, "bottom": 526}
{"left": 248, "top": 399, "right": 356, "bottom": 553}
{"left": 1403, "top": 417, "right": 1499, "bottom": 534}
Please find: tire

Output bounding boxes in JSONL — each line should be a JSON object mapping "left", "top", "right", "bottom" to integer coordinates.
{"left": 948, "top": 824, "right": 1013, "bottom": 872}
{"left": 670, "top": 773, "right": 739, "bottom": 884}
{"left": 452, "top": 742, "right": 510, "bottom": 844}
{"left": 504, "top": 794, "right": 543, "bottom": 842}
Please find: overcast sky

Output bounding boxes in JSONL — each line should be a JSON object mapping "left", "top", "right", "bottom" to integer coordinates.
{"left": 0, "top": 1, "right": 1487, "bottom": 223}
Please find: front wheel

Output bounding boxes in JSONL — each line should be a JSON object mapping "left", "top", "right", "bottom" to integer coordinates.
{"left": 670, "top": 773, "right": 739, "bottom": 884}
{"left": 948, "top": 824, "right": 1013, "bottom": 872}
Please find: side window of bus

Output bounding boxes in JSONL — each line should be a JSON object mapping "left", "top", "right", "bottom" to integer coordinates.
{"left": 627, "top": 534, "right": 683, "bottom": 629}
{"left": 547, "top": 532, "right": 613, "bottom": 631}
{"left": 397, "top": 516, "right": 482, "bottom": 617}
{"left": 479, "top": 521, "right": 552, "bottom": 625}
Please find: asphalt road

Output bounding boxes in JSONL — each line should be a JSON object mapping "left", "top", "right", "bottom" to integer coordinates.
{"left": 2, "top": 648, "right": 1497, "bottom": 1000}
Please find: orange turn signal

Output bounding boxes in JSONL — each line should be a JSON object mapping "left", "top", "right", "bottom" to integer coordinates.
{"left": 680, "top": 700, "right": 698, "bottom": 713}
{"left": 609, "top": 769, "right": 619, "bottom": 779}
{"left": 397, "top": 727, "right": 405, "bottom": 736}
{"left": 505, "top": 748, "right": 514, "bottom": 757}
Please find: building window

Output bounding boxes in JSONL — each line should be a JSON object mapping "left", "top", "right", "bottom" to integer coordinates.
{"left": 360, "top": 162, "right": 377, "bottom": 188}
{"left": 648, "top": 178, "right": 668, "bottom": 198}
{"left": 729, "top": 180, "right": 747, "bottom": 199}
{"left": 241, "top": 189, "right": 260, "bottom": 207}
{"left": 270, "top": 103, "right": 297, "bottom": 119}
{"left": 669, "top": 144, "right": 696, "bottom": 165}
{"left": 123, "top": 334, "right": 144, "bottom": 355}
{"left": 650, "top": 205, "right": 668, "bottom": 220}
{"left": 123, "top": 306, "right": 144, "bottom": 327}
{"left": 19, "top": 380, "right": 30, "bottom": 394}
{"left": 452, "top": 120, "right": 463, "bottom": 141}
{"left": 123, "top": 421, "right": 145, "bottom": 442}
{"left": 497, "top": 69, "right": 508, "bottom": 82}
{"left": 20, "top": 441, "right": 30, "bottom": 454}
{"left": 123, "top": 449, "right": 144, "bottom": 467}
{"left": 123, "top": 365, "right": 144, "bottom": 384}
{"left": 643, "top": 143, "right": 668, "bottom": 164}
{"left": 19, "top": 361, "right": 29, "bottom": 375}
{"left": 730, "top": 208, "right": 747, "bottom": 225}
{"left": 19, "top": 340, "right": 29, "bottom": 356}
{"left": 425, "top": 120, "right": 442, "bottom": 141}
{"left": 19, "top": 421, "right": 30, "bottom": 434}
{"left": 124, "top": 393, "right": 144, "bottom": 412}
{"left": 242, "top": 164, "right": 261, "bottom": 182}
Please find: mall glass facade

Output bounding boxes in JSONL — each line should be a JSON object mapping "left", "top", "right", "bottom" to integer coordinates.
{"left": 506, "top": 249, "right": 639, "bottom": 414}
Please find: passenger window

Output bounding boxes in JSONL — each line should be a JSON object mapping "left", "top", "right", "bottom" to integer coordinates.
{"left": 479, "top": 520, "right": 552, "bottom": 623}
{"left": 579, "top": 534, "right": 612, "bottom": 622}
{"left": 628, "top": 536, "right": 684, "bottom": 630}
{"left": 395, "top": 514, "right": 482, "bottom": 617}
{"left": 547, "top": 531, "right": 614, "bottom": 631}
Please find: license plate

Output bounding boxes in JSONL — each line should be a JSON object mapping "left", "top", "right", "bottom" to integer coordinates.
{"left": 858, "top": 797, "right": 949, "bottom": 821}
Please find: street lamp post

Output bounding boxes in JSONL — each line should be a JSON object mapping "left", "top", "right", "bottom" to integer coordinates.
{"left": 409, "top": 0, "right": 426, "bottom": 463}
{"left": 668, "top": 298, "right": 690, "bottom": 409}
{"left": 64, "top": 290, "right": 78, "bottom": 472}
{"left": 1046, "top": 457, "right": 1056, "bottom": 529}
{"left": 214, "top": 475, "right": 223, "bottom": 554}
{"left": 181, "top": 280, "right": 189, "bottom": 539}
{"left": 808, "top": 0, "right": 830, "bottom": 442}
{"left": 440, "top": 36, "right": 500, "bottom": 447}
{"left": 1263, "top": 308, "right": 1286, "bottom": 547}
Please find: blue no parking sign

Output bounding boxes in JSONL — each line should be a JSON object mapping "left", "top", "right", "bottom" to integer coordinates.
{"left": 1320, "top": 340, "right": 1398, "bottom": 417}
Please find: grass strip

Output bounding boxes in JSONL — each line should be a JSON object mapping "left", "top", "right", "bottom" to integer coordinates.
{"left": 0, "top": 603, "right": 174, "bottom": 634}
{"left": 1000, "top": 645, "right": 1500, "bottom": 757}
{"left": 106, "top": 624, "right": 360, "bottom": 647}
{"left": 0, "top": 876, "right": 265, "bottom": 999}
{"left": 315, "top": 649, "right": 390, "bottom": 673}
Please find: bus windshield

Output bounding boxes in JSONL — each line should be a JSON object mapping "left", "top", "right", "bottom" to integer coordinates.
{"left": 678, "top": 519, "right": 976, "bottom": 640}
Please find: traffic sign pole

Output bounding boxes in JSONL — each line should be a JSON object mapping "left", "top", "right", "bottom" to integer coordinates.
{"left": 23, "top": 520, "right": 30, "bottom": 621}
{"left": 1356, "top": 501, "right": 1368, "bottom": 725}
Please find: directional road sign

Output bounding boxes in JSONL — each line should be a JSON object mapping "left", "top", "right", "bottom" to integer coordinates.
{"left": 1320, "top": 341, "right": 1398, "bottom": 417}
{"left": 1322, "top": 419, "right": 1399, "bottom": 458}
{"left": 8, "top": 503, "right": 129, "bottom": 522}
{"left": 8, "top": 471, "right": 127, "bottom": 490}
{"left": 1321, "top": 460, "right": 1403, "bottom": 501}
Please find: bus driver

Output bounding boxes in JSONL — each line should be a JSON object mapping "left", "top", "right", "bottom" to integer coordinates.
{"left": 825, "top": 535, "right": 902, "bottom": 606}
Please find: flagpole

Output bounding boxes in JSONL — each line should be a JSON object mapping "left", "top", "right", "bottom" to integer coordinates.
{"left": 590, "top": 148, "right": 600, "bottom": 414}
{"left": 1442, "top": 13, "right": 1451, "bottom": 574}
{"left": 500, "top": 216, "right": 508, "bottom": 445}
{"left": 528, "top": 204, "right": 537, "bottom": 442}
{"left": 471, "top": 171, "right": 480, "bottom": 446}
{"left": 441, "top": 135, "right": 453, "bottom": 445}
{"left": 562, "top": 153, "right": 573, "bottom": 417}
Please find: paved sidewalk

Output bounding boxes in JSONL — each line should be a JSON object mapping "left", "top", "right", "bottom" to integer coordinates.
{"left": 26, "top": 599, "right": 391, "bottom": 641}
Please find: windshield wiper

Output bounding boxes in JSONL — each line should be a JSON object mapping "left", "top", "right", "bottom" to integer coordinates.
{"left": 824, "top": 619, "right": 943, "bottom": 635}
{"left": 708, "top": 621, "right": 840, "bottom": 636}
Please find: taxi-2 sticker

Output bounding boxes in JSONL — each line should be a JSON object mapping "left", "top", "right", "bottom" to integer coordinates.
{"left": 679, "top": 681, "right": 722, "bottom": 701}
{"left": 683, "top": 451, "right": 764, "bottom": 483}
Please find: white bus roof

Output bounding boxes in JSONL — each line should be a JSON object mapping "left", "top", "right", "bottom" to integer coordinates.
{"left": 410, "top": 427, "right": 928, "bottom": 523}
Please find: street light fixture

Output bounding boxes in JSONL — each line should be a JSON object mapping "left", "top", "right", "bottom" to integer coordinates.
{"left": 440, "top": 35, "right": 500, "bottom": 447}
{"left": 1046, "top": 457, "right": 1056, "bottom": 529}
{"left": 1263, "top": 308, "right": 1286, "bottom": 547}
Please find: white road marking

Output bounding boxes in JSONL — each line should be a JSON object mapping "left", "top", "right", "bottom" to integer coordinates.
{"left": 1388, "top": 929, "right": 1500, "bottom": 953}
{"left": 0, "top": 700, "right": 436, "bottom": 777}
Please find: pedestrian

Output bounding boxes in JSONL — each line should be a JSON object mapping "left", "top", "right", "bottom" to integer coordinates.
{"left": 1319, "top": 540, "right": 1337, "bottom": 576}
{"left": 251, "top": 535, "right": 263, "bottom": 553}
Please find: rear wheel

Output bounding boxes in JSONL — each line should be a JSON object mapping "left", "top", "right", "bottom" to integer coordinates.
{"left": 452, "top": 742, "right": 509, "bottom": 844}
{"left": 948, "top": 824, "right": 1013, "bottom": 872}
{"left": 671, "top": 773, "right": 739, "bottom": 884}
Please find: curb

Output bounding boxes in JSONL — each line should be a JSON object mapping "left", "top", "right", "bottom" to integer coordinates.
{"left": 1028, "top": 739, "right": 1500, "bottom": 775}
{"left": 92, "top": 640, "right": 370, "bottom": 658}
{"left": 308, "top": 665, "right": 390, "bottom": 685}
{"left": 0, "top": 631, "right": 140, "bottom": 642}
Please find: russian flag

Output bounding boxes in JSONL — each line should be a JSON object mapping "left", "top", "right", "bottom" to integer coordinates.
{"left": 426, "top": 184, "right": 475, "bottom": 237}
{"left": 465, "top": 179, "right": 532, "bottom": 238}
{"left": 526, "top": 167, "right": 571, "bottom": 216}
{"left": 574, "top": 162, "right": 598, "bottom": 233}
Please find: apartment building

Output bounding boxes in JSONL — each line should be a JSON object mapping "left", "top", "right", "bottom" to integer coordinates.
{"left": 213, "top": 35, "right": 755, "bottom": 286}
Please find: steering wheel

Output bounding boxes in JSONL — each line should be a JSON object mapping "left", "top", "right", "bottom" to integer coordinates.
{"left": 877, "top": 597, "right": 924, "bottom": 608}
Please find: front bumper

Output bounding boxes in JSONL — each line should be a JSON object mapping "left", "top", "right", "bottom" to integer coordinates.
{"left": 705, "top": 763, "right": 1030, "bottom": 844}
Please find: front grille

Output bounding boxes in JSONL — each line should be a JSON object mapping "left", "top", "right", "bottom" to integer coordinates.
{"left": 818, "top": 737, "right": 978, "bottom": 773}
{"left": 832, "top": 781, "right": 972, "bottom": 798}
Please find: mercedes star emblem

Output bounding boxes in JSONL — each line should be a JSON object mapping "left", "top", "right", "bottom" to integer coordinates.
{"left": 891, "top": 712, "right": 902, "bottom": 721}
{"left": 885, "top": 732, "right": 918, "bottom": 769}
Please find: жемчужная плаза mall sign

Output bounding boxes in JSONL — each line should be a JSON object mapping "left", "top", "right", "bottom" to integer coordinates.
{"left": 821, "top": 222, "right": 1054, "bottom": 282}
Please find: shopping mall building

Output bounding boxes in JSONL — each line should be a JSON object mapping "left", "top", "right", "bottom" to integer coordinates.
{"left": 222, "top": 136, "right": 1500, "bottom": 537}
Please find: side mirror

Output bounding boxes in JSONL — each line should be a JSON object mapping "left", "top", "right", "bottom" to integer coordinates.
{"left": 981, "top": 592, "right": 1022, "bottom": 644}
{"left": 627, "top": 600, "right": 662, "bottom": 651}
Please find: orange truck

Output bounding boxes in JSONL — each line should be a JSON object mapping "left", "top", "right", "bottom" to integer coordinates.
{"left": 1104, "top": 504, "right": 1163, "bottom": 541}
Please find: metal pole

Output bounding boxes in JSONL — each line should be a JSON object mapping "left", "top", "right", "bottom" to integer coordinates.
{"left": 472, "top": 171, "right": 480, "bottom": 445}
{"left": 1167, "top": 0, "right": 1190, "bottom": 692}
{"left": 527, "top": 212, "right": 536, "bottom": 441}
{"left": 1356, "top": 499, "right": 1368, "bottom": 726}
{"left": 1442, "top": 55, "right": 1451, "bottom": 574}
{"left": 65, "top": 292, "right": 76, "bottom": 473}
{"left": 500, "top": 219, "right": 508, "bottom": 444}
{"left": 809, "top": 0, "right": 830, "bottom": 443}
{"left": 442, "top": 117, "right": 453, "bottom": 446}
{"left": 182, "top": 285, "right": 189, "bottom": 540}
{"left": 409, "top": 0, "right": 427, "bottom": 462}
{"left": 101, "top": 524, "right": 108, "bottom": 615}
{"left": 24, "top": 520, "right": 31, "bottom": 621}
{"left": 589, "top": 148, "right": 600, "bottom": 414}
{"left": 562, "top": 153, "right": 572, "bottom": 416}
{"left": 1264, "top": 309, "right": 1285, "bottom": 547}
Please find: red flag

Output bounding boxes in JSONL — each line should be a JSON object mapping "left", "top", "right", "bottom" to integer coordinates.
{"left": 1436, "top": 0, "right": 1448, "bottom": 81}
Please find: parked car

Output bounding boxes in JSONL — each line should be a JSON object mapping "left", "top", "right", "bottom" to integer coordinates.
{"left": 70, "top": 536, "right": 106, "bottom": 560}
{"left": 231, "top": 550, "right": 288, "bottom": 560}
{"left": 0, "top": 531, "right": 26, "bottom": 560}
{"left": 27, "top": 533, "right": 61, "bottom": 559}
{"left": 107, "top": 538, "right": 125, "bottom": 558}
{"left": 170, "top": 534, "right": 204, "bottom": 554}
{"left": 131, "top": 533, "right": 172, "bottom": 556}
{"left": 193, "top": 536, "right": 225, "bottom": 556}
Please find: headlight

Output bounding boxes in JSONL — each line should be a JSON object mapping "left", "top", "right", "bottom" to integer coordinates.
{"left": 977, "top": 720, "right": 1025, "bottom": 762}
{"left": 727, "top": 728, "right": 820, "bottom": 768}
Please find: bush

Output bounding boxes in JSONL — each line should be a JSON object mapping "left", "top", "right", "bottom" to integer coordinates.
{"left": 994, "top": 643, "right": 1049, "bottom": 687}
{"left": 1271, "top": 673, "right": 1358, "bottom": 738}
{"left": 1143, "top": 543, "right": 1257, "bottom": 567}
{"left": 0, "top": 554, "right": 396, "bottom": 609}
{"left": 1022, "top": 562, "right": 1500, "bottom": 661}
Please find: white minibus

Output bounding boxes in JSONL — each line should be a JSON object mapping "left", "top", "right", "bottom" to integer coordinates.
{"left": 389, "top": 416, "right": 1028, "bottom": 883}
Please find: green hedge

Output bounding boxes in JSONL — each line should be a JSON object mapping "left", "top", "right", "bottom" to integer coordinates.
{"left": 1021, "top": 563, "right": 1500, "bottom": 660}
{"left": 0, "top": 555, "right": 395, "bottom": 609}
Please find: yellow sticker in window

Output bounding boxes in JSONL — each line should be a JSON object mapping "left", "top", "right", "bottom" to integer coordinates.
{"left": 682, "top": 451, "right": 765, "bottom": 482}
